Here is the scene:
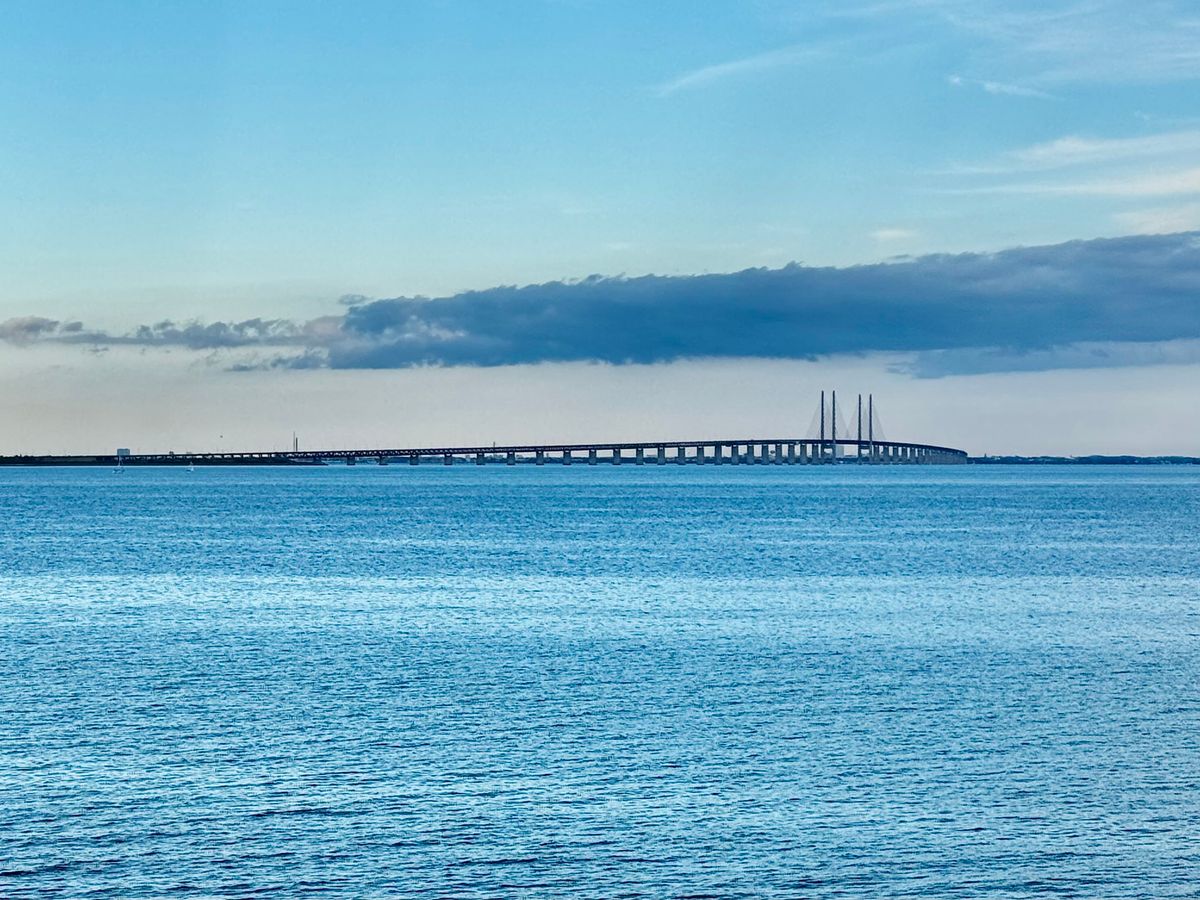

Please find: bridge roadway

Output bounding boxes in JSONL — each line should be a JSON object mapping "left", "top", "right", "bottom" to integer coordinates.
{"left": 0, "top": 438, "right": 968, "bottom": 466}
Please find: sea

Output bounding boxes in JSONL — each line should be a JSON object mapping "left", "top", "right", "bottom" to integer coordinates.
{"left": 1, "top": 465, "right": 1197, "bottom": 898}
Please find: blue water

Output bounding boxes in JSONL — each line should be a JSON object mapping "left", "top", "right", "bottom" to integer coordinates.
{"left": 1, "top": 466, "right": 1197, "bottom": 898}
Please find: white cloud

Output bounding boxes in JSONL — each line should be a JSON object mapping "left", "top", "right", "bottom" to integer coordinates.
{"left": 654, "top": 43, "right": 827, "bottom": 97}
{"left": 934, "top": 0, "right": 1200, "bottom": 84}
{"left": 658, "top": 2, "right": 1200, "bottom": 100}
{"left": 1112, "top": 202, "right": 1200, "bottom": 234}
{"left": 947, "top": 73, "right": 1053, "bottom": 99}
{"left": 839, "top": 0, "right": 1200, "bottom": 85}
{"left": 945, "top": 128, "right": 1200, "bottom": 199}
{"left": 1010, "top": 130, "right": 1200, "bottom": 169}
{"left": 956, "top": 167, "right": 1200, "bottom": 197}
{"left": 979, "top": 79, "right": 1053, "bottom": 98}
{"left": 948, "top": 129, "right": 1200, "bottom": 176}
{"left": 870, "top": 228, "right": 918, "bottom": 241}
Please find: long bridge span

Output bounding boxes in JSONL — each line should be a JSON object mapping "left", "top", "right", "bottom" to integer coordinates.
{"left": 0, "top": 392, "right": 969, "bottom": 466}
{"left": 0, "top": 438, "right": 967, "bottom": 467}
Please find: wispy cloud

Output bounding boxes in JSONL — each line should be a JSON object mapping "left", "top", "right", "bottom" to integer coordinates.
{"left": 933, "top": 0, "right": 1200, "bottom": 85}
{"left": 947, "top": 74, "right": 1054, "bottom": 99}
{"left": 5, "top": 233, "right": 1200, "bottom": 377}
{"left": 944, "top": 129, "right": 1200, "bottom": 200}
{"left": 1113, "top": 202, "right": 1200, "bottom": 234}
{"left": 654, "top": 43, "right": 827, "bottom": 96}
{"left": 657, "top": 3, "right": 1200, "bottom": 100}
{"left": 870, "top": 227, "right": 918, "bottom": 242}
{"left": 973, "top": 130, "right": 1200, "bottom": 173}
{"left": 951, "top": 166, "right": 1200, "bottom": 197}
{"left": 836, "top": 0, "right": 1200, "bottom": 85}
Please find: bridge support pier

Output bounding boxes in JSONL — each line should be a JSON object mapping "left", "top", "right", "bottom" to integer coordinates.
{"left": 657, "top": 446, "right": 666, "bottom": 465}
{"left": 409, "top": 455, "right": 419, "bottom": 465}
{"left": 636, "top": 448, "right": 644, "bottom": 465}
{"left": 612, "top": 450, "right": 621, "bottom": 465}
{"left": 443, "top": 453, "right": 453, "bottom": 466}
{"left": 774, "top": 443, "right": 783, "bottom": 464}
{"left": 695, "top": 445, "right": 705, "bottom": 464}
{"left": 713, "top": 444, "right": 723, "bottom": 464}
{"left": 475, "top": 452, "right": 485, "bottom": 465}
{"left": 787, "top": 443, "right": 796, "bottom": 464}
{"left": 506, "top": 451, "right": 516, "bottom": 466}
{"left": 346, "top": 457, "right": 356, "bottom": 466}
{"left": 588, "top": 449, "right": 597, "bottom": 465}
{"left": 562, "top": 450, "right": 572, "bottom": 465}
{"left": 378, "top": 457, "right": 388, "bottom": 465}
{"left": 676, "top": 446, "right": 686, "bottom": 464}
{"left": 535, "top": 450, "right": 545, "bottom": 465}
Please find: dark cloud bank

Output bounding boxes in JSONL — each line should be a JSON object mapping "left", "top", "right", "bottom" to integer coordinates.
{"left": 5, "top": 233, "right": 1199, "bottom": 377}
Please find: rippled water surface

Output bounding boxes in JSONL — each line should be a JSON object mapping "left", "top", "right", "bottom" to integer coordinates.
{"left": 1, "top": 465, "right": 1198, "bottom": 898}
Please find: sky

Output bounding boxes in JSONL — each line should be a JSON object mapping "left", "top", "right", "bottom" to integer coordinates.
{"left": 1, "top": 0, "right": 1198, "bottom": 455}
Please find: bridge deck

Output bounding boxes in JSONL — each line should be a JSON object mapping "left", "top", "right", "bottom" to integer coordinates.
{"left": 0, "top": 438, "right": 968, "bottom": 466}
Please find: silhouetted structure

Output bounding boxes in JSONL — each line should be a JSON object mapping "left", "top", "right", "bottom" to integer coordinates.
{"left": 0, "top": 392, "right": 968, "bottom": 466}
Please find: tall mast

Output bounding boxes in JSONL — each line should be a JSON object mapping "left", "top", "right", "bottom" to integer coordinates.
{"left": 820, "top": 390, "right": 826, "bottom": 458}
{"left": 856, "top": 394, "right": 863, "bottom": 459}
{"left": 831, "top": 390, "right": 837, "bottom": 461}
{"left": 868, "top": 394, "right": 874, "bottom": 461}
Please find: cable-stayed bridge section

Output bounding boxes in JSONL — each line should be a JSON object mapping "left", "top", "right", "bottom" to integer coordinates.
{"left": 0, "top": 392, "right": 968, "bottom": 466}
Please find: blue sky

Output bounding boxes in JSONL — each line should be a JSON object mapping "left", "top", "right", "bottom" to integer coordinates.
{"left": 1, "top": 1, "right": 1198, "bottom": 454}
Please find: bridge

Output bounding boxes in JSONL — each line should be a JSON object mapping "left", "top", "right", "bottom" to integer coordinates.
{"left": 0, "top": 392, "right": 969, "bottom": 466}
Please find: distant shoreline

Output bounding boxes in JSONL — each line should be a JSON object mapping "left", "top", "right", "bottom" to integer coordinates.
{"left": 971, "top": 456, "right": 1199, "bottom": 465}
